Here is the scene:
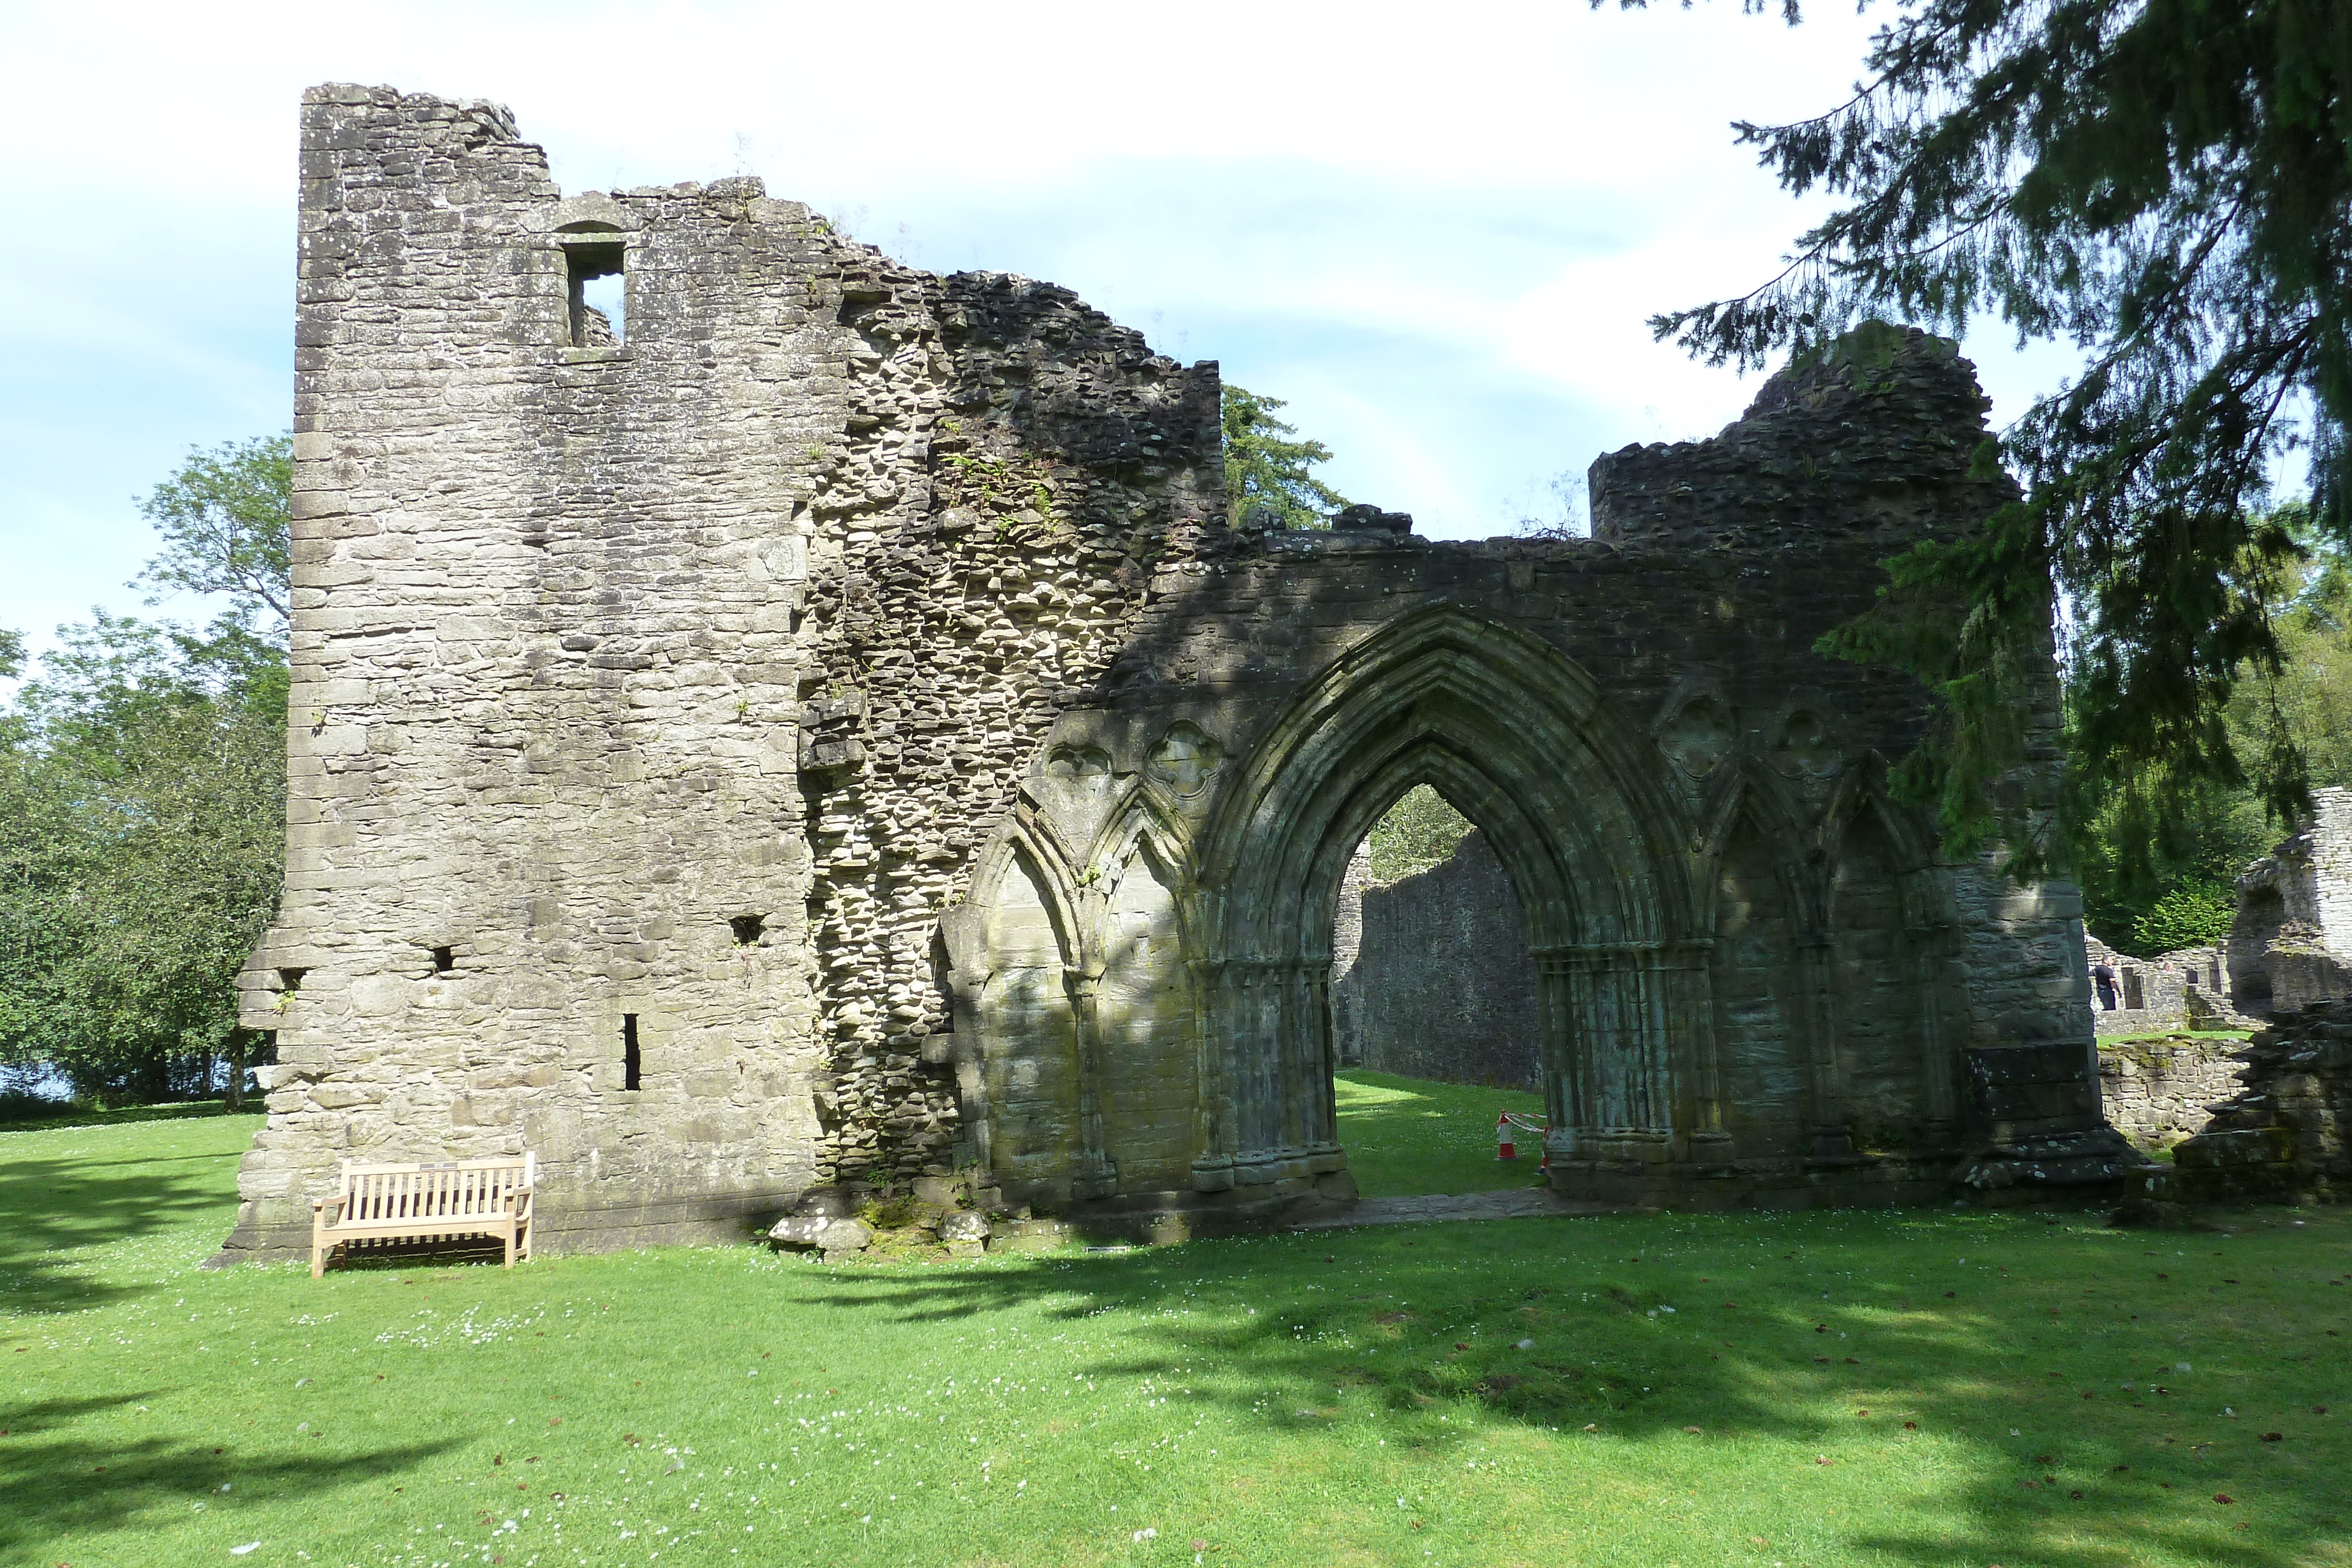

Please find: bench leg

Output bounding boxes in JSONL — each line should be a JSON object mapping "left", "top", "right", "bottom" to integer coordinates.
{"left": 311, "top": 1216, "right": 326, "bottom": 1279}
{"left": 503, "top": 1222, "right": 516, "bottom": 1269}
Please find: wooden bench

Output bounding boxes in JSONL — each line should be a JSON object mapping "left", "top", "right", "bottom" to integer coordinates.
{"left": 311, "top": 1154, "right": 536, "bottom": 1277}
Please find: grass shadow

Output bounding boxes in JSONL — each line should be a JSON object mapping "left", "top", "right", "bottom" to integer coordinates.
{"left": 782, "top": 1203, "right": 2352, "bottom": 1566}
{"left": 0, "top": 1386, "right": 462, "bottom": 1556}
{"left": 0, "top": 1148, "right": 246, "bottom": 1315}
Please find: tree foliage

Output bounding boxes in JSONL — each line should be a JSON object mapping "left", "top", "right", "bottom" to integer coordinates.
{"left": 0, "top": 437, "right": 290, "bottom": 1107}
{"left": 2129, "top": 882, "right": 2237, "bottom": 954}
{"left": 1616, "top": 0, "right": 2352, "bottom": 862}
{"left": 1222, "top": 384, "right": 1349, "bottom": 529}
{"left": 1365, "top": 785, "right": 1476, "bottom": 883}
{"left": 2072, "top": 502, "right": 2352, "bottom": 948}
{"left": 133, "top": 434, "right": 291, "bottom": 636}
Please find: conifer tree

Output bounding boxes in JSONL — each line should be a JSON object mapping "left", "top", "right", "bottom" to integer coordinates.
{"left": 1620, "top": 0, "right": 2352, "bottom": 864}
{"left": 1221, "top": 384, "right": 1349, "bottom": 529}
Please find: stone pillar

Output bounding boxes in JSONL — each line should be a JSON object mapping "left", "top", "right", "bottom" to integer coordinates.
{"left": 1796, "top": 936, "right": 1855, "bottom": 1159}
{"left": 1544, "top": 942, "right": 1682, "bottom": 1161}
{"left": 1063, "top": 971, "right": 1117, "bottom": 1199}
{"left": 1189, "top": 957, "right": 1342, "bottom": 1199}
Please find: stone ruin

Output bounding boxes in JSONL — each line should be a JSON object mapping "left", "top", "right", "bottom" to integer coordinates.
{"left": 2083, "top": 932, "right": 2241, "bottom": 1037}
{"left": 2229, "top": 786, "right": 2352, "bottom": 1014}
{"left": 2080, "top": 786, "right": 2352, "bottom": 1042}
{"left": 2163, "top": 997, "right": 2352, "bottom": 1204}
{"left": 1331, "top": 831, "right": 1542, "bottom": 1091}
{"left": 214, "top": 85, "right": 2134, "bottom": 1263}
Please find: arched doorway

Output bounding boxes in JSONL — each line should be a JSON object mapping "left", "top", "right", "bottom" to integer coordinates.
{"left": 1187, "top": 606, "right": 1700, "bottom": 1203}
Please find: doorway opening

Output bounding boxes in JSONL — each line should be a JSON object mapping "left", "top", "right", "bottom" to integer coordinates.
{"left": 1327, "top": 784, "right": 1548, "bottom": 1197}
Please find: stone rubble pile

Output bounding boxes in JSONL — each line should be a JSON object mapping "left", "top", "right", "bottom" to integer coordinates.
{"left": 762, "top": 1173, "right": 1073, "bottom": 1261}
{"left": 2166, "top": 998, "right": 2352, "bottom": 1203}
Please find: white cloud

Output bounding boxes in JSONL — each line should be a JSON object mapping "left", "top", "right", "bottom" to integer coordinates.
{"left": 0, "top": 0, "right": 2082, "bottom": 650}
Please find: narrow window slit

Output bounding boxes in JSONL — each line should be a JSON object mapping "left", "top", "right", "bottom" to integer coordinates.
{"left": 622, "top": 1014, "right": 642, "bottom": 1091}
{"left": 730, "top": 914, "right": 766, "bottom": 947}
{"left": 429, "top": 945, "right": 455, "bottom": 974}
{"left": 278, "top": 967, "right": 306, "bottom": 995}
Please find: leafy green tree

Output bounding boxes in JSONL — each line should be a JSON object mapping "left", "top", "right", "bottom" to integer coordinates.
{"left": 1222, "top": 384, "right": 1349, "bottom": 529}
{"left": 1365, "top": 786, "right": 1475, "bottom": 883}
{"left": 1615, "top": 0, "right": 2352, "bottom": 865}
{"left": 0, "top": 437, "right": 290, "bottom": 1109}
{"left": 2130, "top": 883, "right": 2238, "bottom": 955}
{"left": 133, "top": 433, "right": 291, "bottom": 637}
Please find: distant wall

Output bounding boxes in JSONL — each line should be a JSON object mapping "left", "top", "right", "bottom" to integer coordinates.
{"left": 2098, "top": 1036, "right": 2241, "bottom": 1146}
{"left": 1329, "top": 831, "right": 1542, "bottom": 1091}
{"left": 2084, "top": 934, "right": 2232, "bottom": 1035}
{"left": 2231, "top": 786, "right": 2352, "bottom": 1013}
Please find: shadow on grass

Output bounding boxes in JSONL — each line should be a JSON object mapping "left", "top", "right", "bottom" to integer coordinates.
{"left": 0, "top": 1149, "right": 244, "bottom": 1315}
{"left": 0, "top": 1388, "right": 461, "bottom": 1557}
{"left": 788, "top": 1209, "right": 2350, "bottom": 1567}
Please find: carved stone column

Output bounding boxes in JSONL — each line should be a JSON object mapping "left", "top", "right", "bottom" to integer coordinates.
{"left": 1534, "top": 950, "right": 1582, "bottom": 1164}
{"left": 1063, "top": 972, "right": 1117, "bottom": 1199}
{"left": 1668, "top": 938, "right": 1730, "bottom": 1159}
{"left": 1187, "top": 956, "right": 1233, "bottom": 1191}
{"left": 1541, "top": 941, "right": 1688, "bottom": 1164}
{"left": 1187, "top": 957, "right": 1342, "bottom": 1196}
{"left": 1798, "top": 935, "right": 1856, "bottom": 1160}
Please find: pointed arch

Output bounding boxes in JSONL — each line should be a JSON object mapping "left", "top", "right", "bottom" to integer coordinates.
{"left": 1200, "top": 602, "right": 1698, "bottom": 959}
{"left": 1820, "top": 755, "right": 1939, "bottom": 882}
{"left": 958, "top": 806, "right": 1085, "bottom": 976}
{"left": 941, "top": 808, "right": 1096, "bottom": 1206}
{"left": 1189, "top": 603, "right": 1710, "bottom": 1188}
{"left": 1086, "top": 778, "right": 1197, "bottom": 927}
{"left": 1699, "top": 763, "right": 1819, "bottom": 1158}
{"left": 1694, "top": 759, "right": 1819, "bottom": 935}
{"left": 1817, "top": 753, "right": 1962, "bottom": 1151}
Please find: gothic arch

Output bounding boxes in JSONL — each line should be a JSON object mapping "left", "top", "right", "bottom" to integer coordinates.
{"left": 1188, "top": 604, "right": 1712, "bottom": 1196}
{"left": 1695, "top": 761, "right": 1825, "bottom": 1158}
{"left": 1693, "top": 759, "right": 1819, "bottom": 932}
{"left": 1815, "top": 756, "right": 1963, "bottom": 1150}
{"left": 938, "top": 814, "right": 1102, "bottom": 1203}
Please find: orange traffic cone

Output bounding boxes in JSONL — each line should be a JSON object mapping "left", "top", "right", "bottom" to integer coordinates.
{"left": 1496, "top": 1111, "right": 1516, "bottom": 1161}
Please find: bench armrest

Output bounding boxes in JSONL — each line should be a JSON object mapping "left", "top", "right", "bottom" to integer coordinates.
{"left": 312, "top": 1193, "right": 347, "bottom": 1223}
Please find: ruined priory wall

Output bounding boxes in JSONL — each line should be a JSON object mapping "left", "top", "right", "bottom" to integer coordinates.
{"left": 226, "top": 85, "right": 2114, "bottom": 1246}
{"left": 2098, "top": 1037, "right": 2241, "bottom": 1147}
{"left": 1590, "top": 326, "right": 2095, "bottom": 1141}
{"left": 770, "top": 253, "right": 1223, "bottom": 1189}
{"left": 925, "top": 325, "right": 2110, "bottom": 1206}
{"left": 1331, "top": 831, "right": 1542, "bottom": 1090}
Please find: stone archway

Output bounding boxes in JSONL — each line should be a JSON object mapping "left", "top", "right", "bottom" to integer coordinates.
{"left": 1188, "top": 604, "right": 1702, "bottom": 1205}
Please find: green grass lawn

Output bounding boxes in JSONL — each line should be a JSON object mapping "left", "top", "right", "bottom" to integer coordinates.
{"left": 1333, "top": 1071, "right": 1547, "bottom": 1198}
{"left": 6, "top": 1111, "right": 2352, "bottom": 1567}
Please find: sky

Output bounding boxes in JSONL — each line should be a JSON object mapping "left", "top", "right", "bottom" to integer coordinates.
{"left": 0, "top": 0, "right": 2084, "bottom": 664}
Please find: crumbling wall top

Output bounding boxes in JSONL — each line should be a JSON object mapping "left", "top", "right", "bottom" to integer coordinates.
{"left": 1588, "top": 322, "right": 2012, "bottom": 550}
